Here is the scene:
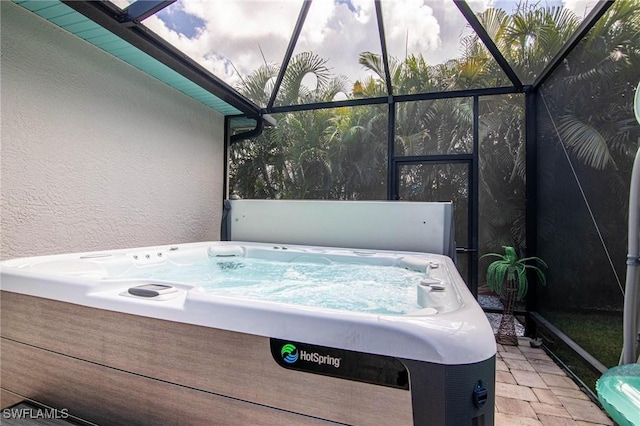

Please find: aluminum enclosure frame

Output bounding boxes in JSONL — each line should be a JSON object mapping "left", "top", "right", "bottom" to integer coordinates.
{"left": 52, "top": 0, "right": 613, "bottom": 308}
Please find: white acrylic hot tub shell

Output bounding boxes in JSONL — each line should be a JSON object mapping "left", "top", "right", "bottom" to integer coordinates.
{"left": 0, "top": 241, "right": 495, "bottom": 365}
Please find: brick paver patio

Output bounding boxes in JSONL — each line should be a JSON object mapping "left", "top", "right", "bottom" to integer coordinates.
{"left": 495, "top": 338, "right": 614, "bottom": 426}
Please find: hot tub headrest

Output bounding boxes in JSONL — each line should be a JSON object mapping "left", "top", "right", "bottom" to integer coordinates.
{"left": 208, "top": 245, "right": 245, "bottom": 258}
{"left": 223, "top": 200, "right": 455, "bottom": 257}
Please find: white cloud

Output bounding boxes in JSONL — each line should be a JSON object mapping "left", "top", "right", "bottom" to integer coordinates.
{"left": 142, "top": 0, "right": 302, "bottom": 89}
{"left": 119, "top": 0, "right": 594, "bottom": 90}
{"left": 139, "top": 0, "right": 498, "bottom": 95}
{"left": 292, "top": 0, "right": 380, "bottom": 85}
{"left": 382, "top": 0, "right": 440, "bottom": 56}
{"left": 110, "top": 0, "right": 132, "bottom": 9}
{"left": 562, "top": 0, "right": 599, "bottom": 19}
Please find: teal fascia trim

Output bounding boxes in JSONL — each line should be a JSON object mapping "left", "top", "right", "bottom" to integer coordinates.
{"left": 14, "top": 0, "right": 242, "bottom": 117}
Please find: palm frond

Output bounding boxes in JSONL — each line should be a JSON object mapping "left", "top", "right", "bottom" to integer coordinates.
{"left": 278, "top": 52, "right": 331, "bottom": 105}
{"left": 358, "top": 51, "right": 386, "bottom": 80}
{"left": 236, "top": 63, "right": 279, "bottom": 105}
{"left": 483, "top": 246, "right": 547, "bottom": 301}
{"left": 557, "top": 115, "right": 615, "bottom": 170}
{"left": 476, "top": 8, "right": 509, "bottom": 45}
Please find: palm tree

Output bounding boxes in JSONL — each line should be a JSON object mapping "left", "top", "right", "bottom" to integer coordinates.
{"left": 230, "top": 52, "right": 387, "bottom": 200}
{"left": 323, "top": 105, "right": 388, "bottom": 199}
{"left": 473, "top": 5, "right": 581, "bottom": 84}
{"left": 484, "top": 246, "right": 547, "bottom": 345}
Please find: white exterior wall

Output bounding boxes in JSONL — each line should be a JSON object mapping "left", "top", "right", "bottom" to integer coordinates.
{"left": 0, "top": 2, "right": 225, "bottom": 260}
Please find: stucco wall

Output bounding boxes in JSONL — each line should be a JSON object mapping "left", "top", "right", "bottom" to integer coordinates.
{"left": 0, "top": 2, "right": 225, "bottom": 260}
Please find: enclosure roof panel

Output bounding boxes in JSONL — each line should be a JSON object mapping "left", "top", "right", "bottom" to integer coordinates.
{"left": 136, "top": 0, "right": 304, "bottom": 109}
{"left": 379, "top": 0, "right": 513, "bottom": 95}
{"left": 273, "top": 0, "right": 385, "bottom": 107}
{"left": 467, "top": 0, "right": 601, "bottom": 85}
{"left": 12, "top": 0, "right": 611, "bottom": 118}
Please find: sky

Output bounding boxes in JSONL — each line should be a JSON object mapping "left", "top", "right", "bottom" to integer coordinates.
{"left": 111, "top": 0, "right": 599, "bottom": 100}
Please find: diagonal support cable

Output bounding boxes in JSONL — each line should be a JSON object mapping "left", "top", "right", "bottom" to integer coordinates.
{"left": 541, "top": 93, "right": 624, "bottom": 295}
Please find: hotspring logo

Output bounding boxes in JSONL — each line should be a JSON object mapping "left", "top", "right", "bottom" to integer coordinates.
{"left": 280, "top": 343, "right": 341, "bottom": 368}
{"left": 281, "top": 343, "right": 299, "bottom": 364}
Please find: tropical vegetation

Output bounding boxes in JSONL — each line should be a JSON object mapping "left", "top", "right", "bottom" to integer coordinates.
{"left": 536, "top": 0, "right": 640, "bottom": 311}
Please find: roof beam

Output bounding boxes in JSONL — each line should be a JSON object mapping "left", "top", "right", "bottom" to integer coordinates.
{"left": 268, "top": 86, "right": 519, "bottom": 114}
{"left": 267, "top": 0, "right": 312, "bottom": 110}
{"left": 455, "top": 0, "right": 522, "bottom": 91}
{"left": 62, "top": 0, "right": 262, "bottom": 117}
{"left": 532, "top": 1, "right": 614, "bottom": 90}
{"left": 118, "top": 0, "right": 176, "bottom": 25}
{"left": 374, "top": 0, "right": 394, "bottom": 98}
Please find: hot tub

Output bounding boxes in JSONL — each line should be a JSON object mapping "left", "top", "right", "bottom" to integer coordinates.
{"left": 0, "top": 240, "right": 495, "bottom": 425}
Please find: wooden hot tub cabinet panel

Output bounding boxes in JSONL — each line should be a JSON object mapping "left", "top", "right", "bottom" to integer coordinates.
{"left": 0, "top": 291, "right": 413, "bottom": 425}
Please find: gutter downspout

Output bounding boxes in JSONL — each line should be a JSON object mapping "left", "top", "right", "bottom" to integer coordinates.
{"left": 224, "top": 114, "right": 274, "bottom": 240}
{"left": 230, "top": 117, "right": 264, "bottom": 145}
{"left": 230, "top": 113, "right": 276, "bottom": 145}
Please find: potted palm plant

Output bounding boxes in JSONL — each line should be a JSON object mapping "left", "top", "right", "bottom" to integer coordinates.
{"left": 483, "top": 246, "right": 547, "bottom": 346}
